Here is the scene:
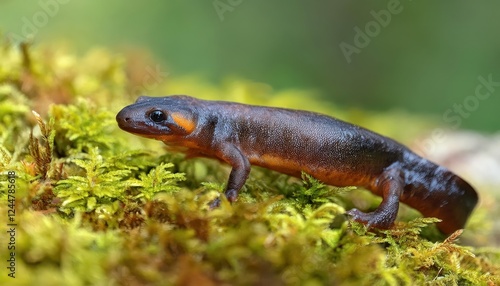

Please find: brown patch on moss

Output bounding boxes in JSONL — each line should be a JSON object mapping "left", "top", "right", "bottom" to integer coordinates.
{"left": 144, "top": 200, "right": 170, "bottom": 223}
{"left": 119, "top": 204, "right": 145, "bottom": 229}
{"left": 31, "top": 186, "right": 59, "bottom": 213}
{"left": 175, "top": 212, "right": 210, "bottom": 242}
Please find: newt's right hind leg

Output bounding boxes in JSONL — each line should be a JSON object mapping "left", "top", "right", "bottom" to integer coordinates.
{"left": 347, "top": 167, "right": 404, "bottom": 230}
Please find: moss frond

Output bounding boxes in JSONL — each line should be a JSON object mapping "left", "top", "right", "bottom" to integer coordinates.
{"left": 278, "top": 172, "right": 354, "bottom": 209}
{"left": 28, "top": 111, "right": 55, "bottom": 180}
{"left": 54, "top": 147, "right": 130, "bottom": 213}
{"left": 135, "top": 162, "right": 186, "bottom": 200}
{"left": 50, "top": 98, "right": 119, "bottom": 155}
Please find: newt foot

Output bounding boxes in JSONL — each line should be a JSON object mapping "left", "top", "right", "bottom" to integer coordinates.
{"left": 346, "top": 208, "right": 396, "bottom": 230}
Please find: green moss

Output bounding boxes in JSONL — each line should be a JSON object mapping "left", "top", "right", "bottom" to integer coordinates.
{"left": 0, "top": 36, "right": 499, "bottom": 286}
{"left": 50, "top": 98, "right": 119, "bottom": 155}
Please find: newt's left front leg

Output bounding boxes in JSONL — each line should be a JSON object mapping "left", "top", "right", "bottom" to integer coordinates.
{"left": 347, "top": 166, "right": 404, "bottom": 230}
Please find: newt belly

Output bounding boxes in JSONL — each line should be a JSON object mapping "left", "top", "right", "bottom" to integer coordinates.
{"left": 116, "top": 95, "right": 478, "bottom": 235}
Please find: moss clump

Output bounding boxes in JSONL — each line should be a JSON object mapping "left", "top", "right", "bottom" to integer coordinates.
{"left": 0, "top": 36, "right": 499, "bottom": 286}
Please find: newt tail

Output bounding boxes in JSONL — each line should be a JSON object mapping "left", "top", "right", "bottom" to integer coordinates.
{"left": 402, "top": 152, "right": 478, "bottom": 234}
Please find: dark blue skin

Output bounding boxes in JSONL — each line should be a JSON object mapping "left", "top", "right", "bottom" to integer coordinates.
{"left": 116, "top": 95, "right": 478, "bottom": 234}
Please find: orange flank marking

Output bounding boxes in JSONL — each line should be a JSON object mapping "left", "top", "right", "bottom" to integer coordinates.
{"left": 252, "top": 154, "right": 304, "bottom": 176}
{"left": 253, "top": 154, "right": 371, "bottom": 187}
{"left": 171, "top": 113, "right": 196, "bottom": 133}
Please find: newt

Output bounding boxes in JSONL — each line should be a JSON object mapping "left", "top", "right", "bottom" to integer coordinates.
{"left": 116, "top": 95, "right": 478, "bottom": 234}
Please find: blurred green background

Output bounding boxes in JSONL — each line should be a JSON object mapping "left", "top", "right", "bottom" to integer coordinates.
{"left": 1, "top": 0, "right": 499, "bottom": 132}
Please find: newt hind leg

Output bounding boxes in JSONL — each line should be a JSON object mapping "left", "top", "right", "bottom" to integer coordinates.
{"left": 347, "top": 166, "right": 404, "bottom": 230}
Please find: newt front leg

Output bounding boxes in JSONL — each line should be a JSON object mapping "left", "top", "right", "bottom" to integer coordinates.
{"left": 209, "top": 144, "right": 251, "bottom": 208}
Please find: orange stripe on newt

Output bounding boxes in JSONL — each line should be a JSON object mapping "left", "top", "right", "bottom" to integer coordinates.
{"left": 171, "top": 113, "right": 196, "bottom": 133}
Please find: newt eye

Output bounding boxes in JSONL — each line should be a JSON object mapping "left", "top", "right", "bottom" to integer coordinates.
{"left": 149, "top": 110, "right": 166, "bottom": 122}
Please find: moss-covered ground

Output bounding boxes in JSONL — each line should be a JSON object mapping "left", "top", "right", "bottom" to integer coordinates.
{"left": 1, "top": 38, "right": 499, "bottom": 285}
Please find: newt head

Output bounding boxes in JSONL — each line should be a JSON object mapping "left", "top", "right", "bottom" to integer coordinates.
{"left": 116, "top": 95, "right": 198, "bottom": 141}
